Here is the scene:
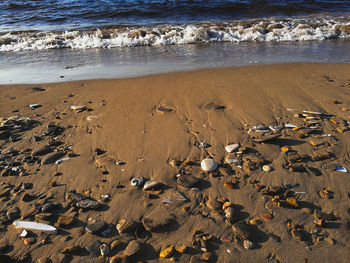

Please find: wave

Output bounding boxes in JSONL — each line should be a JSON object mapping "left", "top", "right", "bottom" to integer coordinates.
{"left": 1, "top": 15, "right": 350, "bottom": 52}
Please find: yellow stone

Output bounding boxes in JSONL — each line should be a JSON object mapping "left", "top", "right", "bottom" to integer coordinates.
{"left": 286, "top": 198, "right": 298, "bottom": 208}
{"left": 160, "top": 246, "right": 174, "bottom": 258}
{"left": 281, "top": 146, "right": 290, "bottom": 153}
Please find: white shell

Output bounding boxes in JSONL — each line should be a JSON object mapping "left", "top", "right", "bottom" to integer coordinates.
{"left": 201, "top": 158, "right": 217, "bottom": 172}
{"left": 13, "top": 221, "right": 57, "bottom": 233}
{"left": 87, "top": 115, "right": 98, "bottom": 121}
{"left": 263, "top": 165, "right": 271, "bottom": 172}
{"left": 55, "top": 158, "right": 70, "bottom": 164}
{"left": 70, "top": 105, "right": 86, "bottom": 111}
{"left": 285, "top": 124, "right": 298, "bottom": 128}
{"left": 143, "top": 180, "right": 161, "bottom": 190}
{"left": 225, "top": 144, "right": 240, "bottom": 153}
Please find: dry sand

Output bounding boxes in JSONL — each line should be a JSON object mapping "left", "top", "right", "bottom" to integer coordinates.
{"left": 0, "top": 63, "right": 349, "bottom": 263}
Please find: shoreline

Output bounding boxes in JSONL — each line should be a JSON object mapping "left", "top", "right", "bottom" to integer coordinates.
{"left": 0, "top": 63, "right": 350, "bottom": 262}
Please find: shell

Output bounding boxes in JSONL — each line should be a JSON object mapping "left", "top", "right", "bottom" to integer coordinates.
{"left": 200, "top": 158, "right": 217, "bottom": 172}
{"left": 225, "top": 144, "right": 240, "bottom": 153}
{"left": 243, "top": 240, "right": 254, "bottom": 249}
{"left": 130, "top": 177, "right": 146, "bottom": 187}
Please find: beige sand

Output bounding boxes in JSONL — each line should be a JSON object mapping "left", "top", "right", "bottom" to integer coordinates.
{"left": 0, "top": 63, "right": 349, "bottom": 262}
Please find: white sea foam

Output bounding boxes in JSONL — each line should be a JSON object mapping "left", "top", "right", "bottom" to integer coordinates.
{"left": 1, "top": 16, "right": 350, "bottom": 52}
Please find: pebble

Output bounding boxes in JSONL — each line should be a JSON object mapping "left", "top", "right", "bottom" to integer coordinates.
{"left": 225, "top": 144, "right": 240, "bottom": 153}
{"left": 124, "top": 240, "right": 141, "bottom": 257}
{"left": 159, "top": 246, "right": 173, "bottom": 258}
{"left": 86, "top": 240, "right": 102, "bottom": 255}
{"left": 100, "top": 243, "right": 110, "bottom": 257}
{"left": 243, "top": 239, "right": 254, "bottom": 249}
{"left": 38, "top": 257, "right": 50, "bottom": 263}
{"left": 23, "top": 237, "right": 36, "bottom": 245}
{"left": 130, "top": 176, "right": 146, "bottom": 187}
{"left": 263, "top": 165, "right": 271, "bottom": 172}
{"left": 86, "top": 221, "right": 107, "bottom": 234}
{"left": 116, "top": 218, "right": 137, "bottom": 235}
{"left": 41, "top": 151, "right": 65, "bottom": 165}
{"left": 232, "top": 222, "right": 251, "bottom": 240}
{"left": 143, "top": 180, "right": 161, "bottom": 190}
{"left": 57, "top": 215, "right": 74, "bottom": 227}
{"left": 224, "top": 207, "right": 235, "bottom": 219}
{"left": 6, "top": 207, "right": 21, "bottom": 220}
{"left": 177, "top": 175, "right": 200, "bottom": 188}
{"left": 76, "top": 199, "right": 100, "bottom": 210}
{"left": 201, "top": 158, "right": 217, "bottom": 172}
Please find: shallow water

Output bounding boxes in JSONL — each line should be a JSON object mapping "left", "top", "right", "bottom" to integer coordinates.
{"left": 1, "top": 39, "right": 350, "bottom": 84}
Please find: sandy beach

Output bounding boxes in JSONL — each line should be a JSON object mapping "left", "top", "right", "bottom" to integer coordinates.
{"left": 0, "top": 63, "right": 350, "bottom": 263}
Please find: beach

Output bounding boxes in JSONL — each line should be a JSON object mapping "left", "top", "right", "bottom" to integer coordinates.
{"left": 0, "top": 63, "right": 350, "bottom": 262}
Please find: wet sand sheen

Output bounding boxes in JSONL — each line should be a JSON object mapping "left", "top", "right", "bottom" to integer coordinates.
{"left": 0, "top": 63, "right": 349, "bottom": 262}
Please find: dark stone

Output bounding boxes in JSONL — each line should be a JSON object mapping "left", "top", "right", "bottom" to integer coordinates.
{"left": 86, "top": 221, "right": 107, "bottom": 234}
{"left": 86, "top": 240, "right": 102, "bottom": 255}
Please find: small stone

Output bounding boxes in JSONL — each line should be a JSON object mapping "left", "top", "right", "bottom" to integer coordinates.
{"left": 232, "top": 222, "right": 251, "bottom": 240}
{"left": 262, "top": 165, "right": 271, "bottom": 172}
{"left": 201, "top": 158, "right": 217, "bottom": 172}
{"left": 224, "top": 207, "right": 235, "bottom": 219}
{"left": 143, "top": 180, "right": 161, "bottom": 190}
{"left": 325, "top": 237, "right": 335, "bottom": 246}
{"left": 76, "top": 199, "right": 100, "bottom": 210}
{"left": 86, "top": 221, "right": 107, "bottom": 234}
{"left": 6, "top": 207, "right": 21, "bottom": 220}
{"left": 175, "top": 244, "right": 187, "bottom": 254}
{"left": 243, "top": 239, "right": 254, "bottom": 249}
{"left": 261, "top": 213, "right": 273, "bottom": 221}
{"left": 116, "top": 218, "right": 137, "bottom": 235}
{"left": 22, "top": 193, "right": 34, "bottom": 202}
{"left": 124, "top": 240, "right": 141, "bottom": 257}
{"left": 159, "top": 246, "right": 174, "bottom": 258}
{"left": 202, "top": 252, "right": 212, "bottom": 261}
{"left": 206, "top": 198, "right": 221, "bottom": 210}
{"left": 57, "top": 215, "right": 74, "bottom": 227}
{"left": 61, "top": 245, "right": 80, "bottom": 254}
{"left": 23, "top": 237, "right": 36, "bottom": 245}
{"left": 286, "top": 198, "right": 298, "bottom": 208}
{"left": 281, "top": 146, "right": 290, "bottom": 153}
{"left": 41, "top": 151, "right": 65, "bottom": 165}
{"left": 225, "top": 144, "right": 240, "bottom": 153}
{"left": 86, "top": 240, "right": 102, "bottom": 255}
{"left": 177, "top": 175, "right": 200, "bottom": 188}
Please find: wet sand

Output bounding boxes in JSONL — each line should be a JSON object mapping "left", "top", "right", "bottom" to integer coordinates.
{"left": 0, "top": 63, "right": 349, "bottom": 263}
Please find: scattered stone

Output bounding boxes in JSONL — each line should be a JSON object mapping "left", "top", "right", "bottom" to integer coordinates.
{"left": 22, "top": 194, "right": 34, "bottom": 202}
{"left": 76, "top": 199, "right": 100, "bottom": 210}
{"left": 123, "top": 240, "right": 141, "bottom": 257}
{"left": 143, "top": 180, "right": 161, "bottom": 190}
{"left": 225, "top": 144, "right": 240, "bottom": 153}
{"left": 116, "top": 218, "right": 137, "bottom": 235}
{"left": 243, "top": 239, "right": 254, "bottom": 249}
{"left": 201, "top": 158, "right": 217, "bottom": 172}
{"left": 86, "top": 221, "right": 107, "bottom": 234}
{"left": 159, "top": 246, "right": 174, "bottom": 258}
{"left": 7, "top": 207, "right": 21, "bottom": 220}
{"left": 177, "top": 175, "right": 201, "bottom": 188}
{"left": 86, "top": 240, "right": 102, "bottom": 256}
{"left": 41, "top": 151, "right": 65, "bottom": 165}
{"left": 262, "top": 165, "right": 271, "bottom": 172}
{"left": 61, "top": 245, "right": 80, "bottom": 254}
{"left": 57, "top": 215, "right": 74, "bottom": 227}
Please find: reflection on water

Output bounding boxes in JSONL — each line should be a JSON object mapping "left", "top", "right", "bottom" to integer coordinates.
{"left": 1, "top": 39, "right": 350, "bottom": 84}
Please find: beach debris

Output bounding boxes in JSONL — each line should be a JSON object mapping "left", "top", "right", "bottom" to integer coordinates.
{"left": 124, "top": 240, "right": 141, "bottom": 257}
{"left": 269, "top": 125, "right": 283, "bottom": 133}
{"left": 142, "top": 208, "right": 175, "bottom": 232}
{"left": 13, "top": 221, "right": 57, "bottom": 233}
{"left": 70, "top": 105, "right": 87, "bottom": 112}
{"left": 263, "top": 165, "right": 272, "bottom": 172}
{"left": 143, "top": 180, "right": 161, "bottom": 190}
{"left": 334, "top": 166, "right": 348, "bottom": 173}
{"left": 201, "top": 158, "right": 217, "bottom": 172}
{"left": 159, "top": 246, "right": 174, "bottom": 258}
{"left": 41, "top": 151, "right": 65, "bottom": 165}
{"left": 225, "top": 143, "right": 240, "bottom": 153}
{"left": 29, "top": 104, "right": 42, "bottom": 110}
{"left": 177, "top": 175, "right": 201, "bottom": 188}
{"left": 130, "top": 176, "right": 146, "bottom": 187}
{"left": 87, "top": 115, "right": 99, "bottom": 121}
{"left": 243, "top": 240, "right": 254, "bottom": 250}
{"left": 156, "top": 106, "right": 173, "bottom": 113}
{"left": 55, "top": 157, "right": 70, "bottom": 164}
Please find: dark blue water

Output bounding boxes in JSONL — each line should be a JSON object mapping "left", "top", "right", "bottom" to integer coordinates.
{"left": 1, "top": 0, "right": 350, "bottom": 32}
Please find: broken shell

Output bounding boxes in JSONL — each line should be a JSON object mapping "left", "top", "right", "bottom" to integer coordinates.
{"left": 262, "top": 165, "right": 271, "bottom": 172}
{"left": 201, "top": 158, "right": 217, "bottom": 172}
{"left": 225, "top": 144, "right": 240, "bottom": 153}
{"left": 243, "top": 240, "right": 254, "bottom": 249}
{"left": 143, "top": 180, "right": 161, "bottom": 190}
